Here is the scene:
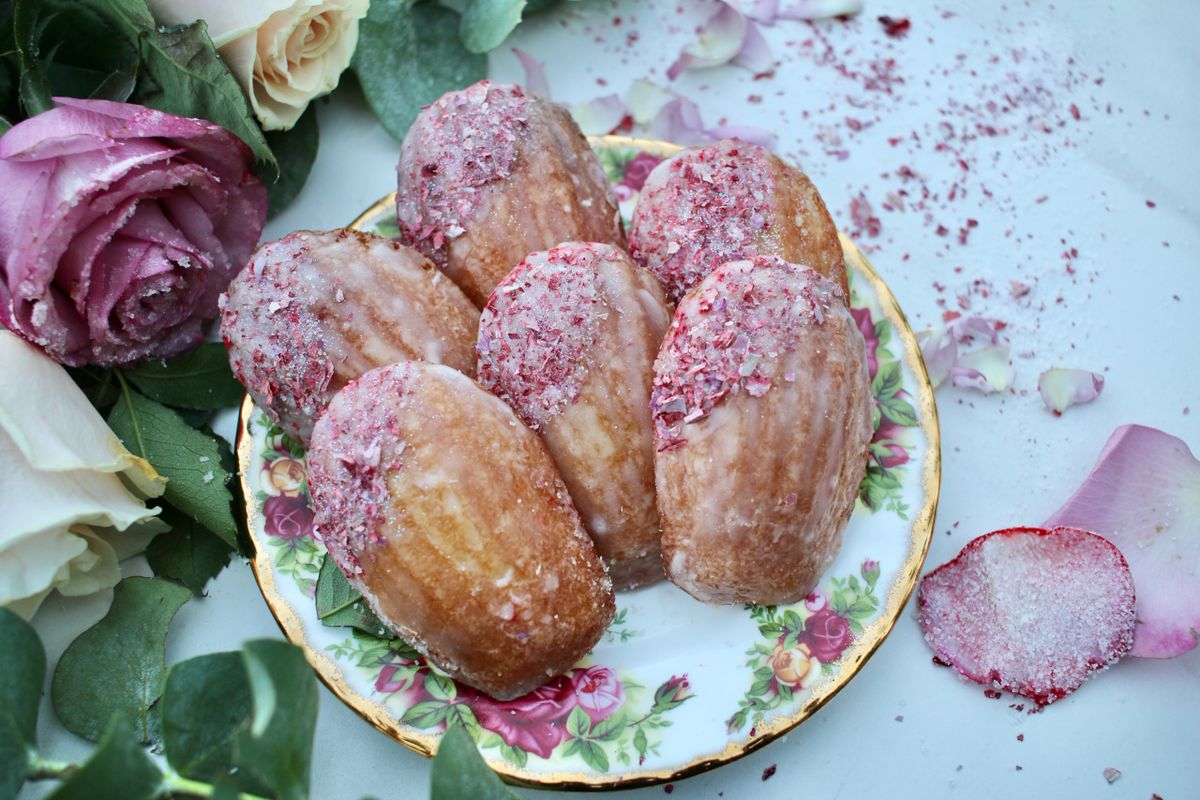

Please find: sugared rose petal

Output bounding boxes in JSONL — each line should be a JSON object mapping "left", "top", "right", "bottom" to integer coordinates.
{"left": 571, "top": 95, "right": 627, "bottom": 136}
{"left": 1038, "top": 368, "right": 1104, "bottom": 415}
{"left": 919, "top": 526, "right": 1136, "bottom": 705}
{"left": 949, "top": 344, "right": 1014, "bottom": 394}
{"left": 1044, "top": 425, "right": 1200, "bottom": 658}
{"left": 667, "top": 3, "right": 749, "bottom": 80}
{"left": 512, "top": 48, "right": 550, "bottom": 98}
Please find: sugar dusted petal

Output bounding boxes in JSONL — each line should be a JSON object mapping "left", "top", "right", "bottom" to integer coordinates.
{"left": 512, "top": 48, "right": 550, "bottom": 98}
{"left": 1044, "top": 425, "right": 1200, "bottom": 658}
{"left": 731, "top": 18, "right": 772, "bottom": 73}
{"left": 916, "top": 327, "right": 956, "bottom": 388}
{"left": 777, "top": 0, "right": 864, "bottom": 19}
{"left": 626, "top": 80, "right": 676, "bottom": 125}
{"left": 571, "top": 95, "right": 627, "bottom": 136}
{"left": 949, "top": 344, "right": 1014, "bottom": 394}
{"left": 1038, "top": 368, "right": 1104, "bottom": 415}
{"left": 919, "top": 526, "right": 1136, "bottom": 705}
{"left": 648, "top": 97, "right": 709, "bottom": 146}
{"left": 947, "top": 314, "right": 1002, "bottom": 344}
{"left": 666, "top": 3, "right": 748, "bottom": 80}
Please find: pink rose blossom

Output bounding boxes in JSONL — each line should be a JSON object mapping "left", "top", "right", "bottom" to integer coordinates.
{"left": 620, "top": 152, "right": 663, "bottom": 192}
{"left": 569, "top": 665, "right": 624, "bottom": 723}
{"left": 849, "top": 306, "right": 879, "bottom": 378}
{"left": 802, "top": 607, "right": 854, "bottom": 663}
{"left": 872, "top": 421, "right": 910, "bottom": 469}
{"left": 804, "top": 591, "right": 828, "bottom": 613}
{"left": 463, "top": 675, "right": 579, "bottom": 759}
{"left": 0, "top": 98, "right": 266, "bottom": 366}
{"left": 262, "top": 494, "right": 315, "bottom": 541}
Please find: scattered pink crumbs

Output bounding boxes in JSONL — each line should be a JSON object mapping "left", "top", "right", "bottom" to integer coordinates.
{"left": 651, "top": 256, "right": 841, "bottom": 451}
{"left": 919, "top": 526, "right": 1136, "bottom": 706}
{"left": 629, "top": 139, "right": 775, "bottom": 303}
{"left": 306, "top": 363, "right": 412, "bottom": 575}
{"left": 476, "top": 243, "right": 618, "bottom": 430}
{"left": 396, "top": 81, "right": 529, "bottom": 266}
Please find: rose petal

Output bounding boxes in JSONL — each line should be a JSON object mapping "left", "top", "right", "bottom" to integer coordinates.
{"left": 916, "top": 327, "right": 957, "bottom": 388}
{"left": 1038, "top": 368, "right": 1104, "bottom": 415}
{"left": 1044, "top": 425, "right": 1200, "bottom": 658}
{"left": 731, "top": 17, "right": 773, "bottom": 74}
{"left": 571, "top": 95, "right": 628, "bottom": 136}
{"left": 626, "top": 80, "right": 677, "bottom": 125}
{"left": 667, "top": 3, "right": 748, "bottom": 80}
{"left": 949, "top": 344, "right": 1014, "bottom": 394}
{"left": 777, "top": 0, "right": 864, "bottom": 19}
{"left": 647, "top": 97, "right": 710, "bottom": 146}
{"left": 741, "top": 0, "right": 781, "bottom": 24}
{"left": 512, "top": 48, "right": 551, "bottom": 98}
{"left": 947, "top": 314, "right": 1002, "bottom": 345}
{"left": 919, "top": 526, "right": 1136, "bottom": 705}
{"left": 703, "top": 124, "right": 778, "bottom": 148}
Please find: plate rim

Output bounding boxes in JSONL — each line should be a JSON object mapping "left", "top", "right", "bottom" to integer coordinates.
{"left": 236, "top": 135, "right": 942, "bottom": 790}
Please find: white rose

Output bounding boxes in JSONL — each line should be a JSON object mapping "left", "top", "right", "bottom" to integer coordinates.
{"left": 149, "top": 0, "right": 370, "bottom": 131}
{"left": 0, "top": 331, "right": 167, "bottom": 619}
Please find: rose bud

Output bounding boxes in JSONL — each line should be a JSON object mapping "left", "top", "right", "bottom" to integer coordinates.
{"left": 0, "top": 99, "right": 266, "bottom": 367}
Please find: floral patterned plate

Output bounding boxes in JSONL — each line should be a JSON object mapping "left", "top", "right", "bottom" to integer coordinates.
{"left": 237, "top": 136, "right": 941, "bottom": 789}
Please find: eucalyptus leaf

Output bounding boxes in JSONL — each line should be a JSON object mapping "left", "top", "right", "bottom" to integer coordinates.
{"left": 353, "top": 0, "right": 486, "bottom": 141}
{"left": 92, "top": 0, "right": 276, "bottom": 172}
{"left": 315, "top": 554, "right": 393, "bottom": 638}
{"left": 121, "top": 343, "right": 244, "bottom": 411}
{"left": 524, "top": 0, "right": 560, "bottom": 12}
{"left": 108, "top": 385, "right": 239, "bottom": 550}
{"left": 51, "top": 577, "right": 191, "bottom": 743}
{"left": 266, "top": 104, "right": 320, "bottom": 217}
{"left": 460, "top": 0, "right": 525, "bottom": 54}
{"left": 0, "top": 714, "right": 27, "bottom": 800}
{"left": 0, "top": 609, "right": 45, "bottom": 744}
{"left": 146, "top": 509, "right": 233, "bottom": 597}
{"left": 235, "top": 640, "right": 318, "bottom": 800}
{"left": 161, "top": 652, "right": 270, "bottom": 796}
{"left": 431, "top": 724, "right": 521, "bottom": 800}
{"left": 45, "top": 715, "right": 161, "bottom": 800}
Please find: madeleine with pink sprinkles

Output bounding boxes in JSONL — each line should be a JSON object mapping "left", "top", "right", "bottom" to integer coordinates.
{"left": 477, "top": 242, "right": 672, "bottom": 589}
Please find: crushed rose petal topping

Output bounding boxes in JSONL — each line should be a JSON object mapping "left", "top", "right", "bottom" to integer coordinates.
{"left": 396, "top": 81, "right": 529, "bottom": 265}
{"left": 477, "top": 243, "right": 621, "bottom": 430}
{"left": 652, "top": 256, "right": 842, "bottom": 451}
{"left": 630, "top": 139, "right": 775, "bottom": 302}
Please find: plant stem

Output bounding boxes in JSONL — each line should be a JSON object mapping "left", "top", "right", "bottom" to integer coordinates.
{"left": 27, "top": 756, "right": 77, "bottom": 780}
{"left": 160, "top": 771, "right": 272, "bottom": 800}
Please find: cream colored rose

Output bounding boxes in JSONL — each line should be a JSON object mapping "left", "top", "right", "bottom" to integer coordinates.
{"left": 149, "top": 0, "right": 369, "bottom": 130}
{"left": 0, "top": 331, "right": 167, "bottom": 618}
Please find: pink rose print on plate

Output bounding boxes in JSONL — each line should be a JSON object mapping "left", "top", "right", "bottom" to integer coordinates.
{"left": 802, "top": 608, "right": 855, "bottom": 663}
{"left": 570, "top": 665, "right": 624, "bottom": 723}
{"left": 262, "top": 494, "right": 315, "bottom": 541}
{"left": 850, "top": 306, "right": 879, "bottom": 378}
{"left": 620, "top": 152, "right": 663, "bottom": 192}
{"left": 464, "top": 673, "right": 582, "bottom": 759}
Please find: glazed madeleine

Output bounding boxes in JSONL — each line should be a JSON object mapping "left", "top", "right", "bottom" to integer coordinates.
{"left": 306, "top": 362, "right": 615, "bottom": 700}
{"left": 629, "top": 139, "right": 846, "bottom": 303}
{"left": 477, "top": 242, "right": 672, "bottom": 589}
{"left": 396, "top": 80, "right": 625, "bottom": 307}
{"left": 653, "top": 256, "right": 871, "bottom": 605}
{"left": 220, "top": 229, "right": 478, "bottom": 445}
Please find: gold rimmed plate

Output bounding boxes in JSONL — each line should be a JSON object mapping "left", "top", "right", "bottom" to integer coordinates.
{"left": 237, "top": 136, "right": 940, "bottom": 789}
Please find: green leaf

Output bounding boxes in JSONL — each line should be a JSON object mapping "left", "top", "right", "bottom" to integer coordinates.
{"left": 431, "top": 724, "right": 520, "bottom": 800}
{"left": 590, "top": 714, "right": 625, "bottom": 742}
{"left": 0, "top": 714, "right": 28, "bottom": 800}
{"left": 121, "top": 343, "right": 244, "bottom": 410}
{"left": 315, "top": 554, "right": 393, "bottom": 637}
{"left": 12, "top": 0, "right": 52, "bottom": 116}
{"left": 95, "top": 0, "right": 276, "bottom": 172}
{"left": 36, "top": 1, "right": 139, "bottom": 102}
{"left": 45, "top": 715, "right": 161, "bottom": 800}
{"left": 633, "top": 725, "right": 649, "bottom": 757}
{"left": 51, "top": 577, "right": 190, "bottom": 744}
{"left": 235, "top": 640, "right": 318, "bottom": 800}
{"left": 565, "top": 705, "right": 591, "bottom": 738}
{"left": 872, "top": 359, "right": 902, "bottom": 399}
{"left": 424, "top": 673, "right": 457, "bottom": 702}
{"left": 879, "top": 393, "right": 919, "bottom": 427}
{"left": 577, "top": 739, "right": 609, "bottom": 772}
{"left": 108, "top": 385, "right": 239, "bottom": 549}
{"left": 146, "top": 509, "right": 233, "bottom": 597}
{"left": 0, "top": 609, "right": 45, "bottom": 745}
{"left": 265, "top": 104, "right": 320, "bottom": 217}
{"left": 460, "top": 0, "right": 525, "bottom": 53}
{"left": 354, "top": 0, "right": 487, "bottom": 140}
{"left": 401, "top": 701, "right": 452, "bottom": 729}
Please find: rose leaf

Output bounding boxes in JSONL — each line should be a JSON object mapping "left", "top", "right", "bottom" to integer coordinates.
{"left": 43, "top": 715, "right": 161, "bottom": 800}
{"left": 50, "top": 577, "right": 190, "bottom": 744}
{"left": 93, "top": 0, "right": 277, "bottom": 174}
{"left": 460, "top": 0, "right": 526, "bottom": 54}
{"left": 11, "top": 0, "right": 53, "bottom": 116}
{"left": 161, "top": 651, "right": 271, "bottom": 797}
{"left": 121, "top": 343, "right": 245, "bottom": 411}
{"left": 107, "top": 385, "right": 239, "bottom": 550}
{"left": 146, "top": 508, "right": 233, "bottom": 597}
{"left": 315, "top": 554, "right": 394, "bottom": 638}
{"left": 431, "top": 724, "right": 521, "bottom": 800}
{"left": 265, "top": 104, "right": 320, "bottom": 218}
{"left": 353, "top": 0, "right": 487, "bottom": 141}
{"left": 234, "top": 640, "right": 319, "bottom": 800}
{"left": 32, "top": 0, "right": 139, "bottom": 103}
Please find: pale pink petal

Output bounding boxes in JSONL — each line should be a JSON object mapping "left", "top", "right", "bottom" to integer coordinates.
{"left": 731, "top": 18, "right": 773, "bottom": 74}
{"left": 947, "top": 315, "right": 1002, "bottom": 345}
{"left": 916, "top": 327, "right": 957, "bottom": 388}
{"left": 703, "top": 124, "right": 777, "bottom": 148}
{"left": 625, "top": 80, "right": 676, "bottom": 125}
{"left": 648, "top": 97, "right": 709, "bottom": 146}
{"left": 741, "top": 0, "right": 780, "bottom": 24}
{"left": 571, "top": 95, "right": 627, "bottom": 136}
{"left": 949, "top": 344, "right": 1014, "bottom": 394}
{"left": 777, "top": 0, "right": 864, "bottom": 19}
{"left": 1038, "top": 368, "right": 1105, "bottom": 415}
{"left": 512, "top": 49, "right": 550, "bottom": 98}
{"left": 667, "top": 3, "right": 748, "bottom": 80}
{"left": 1044, "top": 425, "right": 1200, "bottom": 658}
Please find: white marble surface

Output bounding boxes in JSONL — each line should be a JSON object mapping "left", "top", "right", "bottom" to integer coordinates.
{"left": 24, "top": 1, "right": 1199, "bottom": 798}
